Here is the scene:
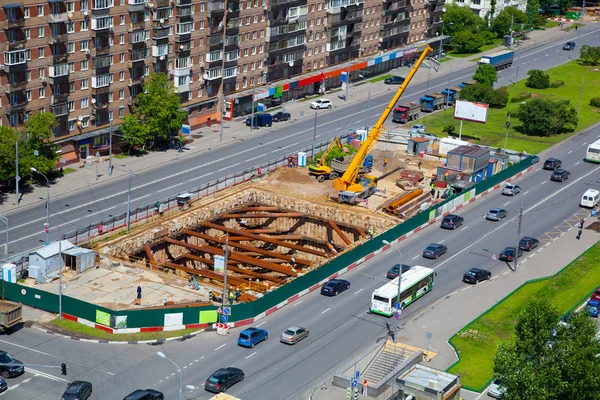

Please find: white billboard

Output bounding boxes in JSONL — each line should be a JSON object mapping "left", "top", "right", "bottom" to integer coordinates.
{"left": 454, "top": 100, "right": 489, "bottom": 124}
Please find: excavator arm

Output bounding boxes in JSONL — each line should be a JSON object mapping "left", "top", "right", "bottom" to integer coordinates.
{"left": 309, "top": 136, "right": 344, "bottom": 173}
{"left": 332, "top": 44, "right": 433, "bottom": 192}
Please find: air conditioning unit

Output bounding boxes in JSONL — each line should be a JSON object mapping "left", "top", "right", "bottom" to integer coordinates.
{"left": 199, "top": 62, "right": 205, "bottom": 69}
{"left": 83, "top": 10, "right": 89, "bottom": 17}
{"left": 85, "top": 49, "right": 90, "bottom": 55}
{"left": 68, "top": 12, "right": 74, "bottom": 19}
{"left": 159, "top": 18, "right": 165, "bottom": 24}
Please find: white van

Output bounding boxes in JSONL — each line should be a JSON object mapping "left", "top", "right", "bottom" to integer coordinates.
{"left": 581, "top": 189, "right": 600, "bottom": 208}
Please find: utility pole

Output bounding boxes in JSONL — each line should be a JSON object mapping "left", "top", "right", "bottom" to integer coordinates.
{"left": 509, "top": 13, "right": 514, "bottom": 49}
{"left": 312, "top": 111, "right": 317, "bottom": 162}
{"left": 58, "top": 239, "right": 63, "bottom": 319}
{"left": 577, "top": 0, "right": 585, "bottom": 45}
{"left": 108, "top": 119, "right": 113, "bottom": 175}
{"left": 344, "top": 62, "right": 350, "bottom": 102}
{"left": 218, "top": 0, "right": 229, "bottom": 143}
{"left": 445, "top": 59, "right": 452, "bottom": 109}
{"left": 15, "top": 141, "right": 19, "bottom": 202}
{"left": 382, "top": 240, "right": 402, "bottom": 342}
{"left": 365, "top": 86, "right": 371, "bottom": 131}
{"left": 0, "top": 216, "right": 8, "bottom": 263}
{"left": 250, "top": 82, "right": 256, "bottom": 131}
{"left": 222, "top": 234, "right": 229, "bottom": 310}
{"left": 514, "top": 206, "right": 523, "bottom": 272}
{"left": 503, "top": 111, "right": 511, "bottom": 153}
{"left": 126, "top": 169, "right": 132, "bottom": 233}
{"left": 514, "top": 46, "right": 520, "bottom": 83}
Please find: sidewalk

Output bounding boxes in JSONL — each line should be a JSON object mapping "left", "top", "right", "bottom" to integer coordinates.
{"left": 0, "top": 24, "right": 578, "bottom": 216}
{"left": 310, "top": 222, "right": 600, "bottom": 400}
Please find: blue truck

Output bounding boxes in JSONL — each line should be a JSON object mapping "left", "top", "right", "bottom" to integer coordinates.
{"left": 478, "top": 50, "right": 514, "bottom": 71}
{"left": 419, "top": 93, "right": 445, "bottom": 112}
{"left": 441, "top": 88, "right": 458, "bottom": 106}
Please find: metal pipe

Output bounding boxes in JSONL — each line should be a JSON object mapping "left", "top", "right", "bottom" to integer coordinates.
{"left": 222, "top": 233, "right": 229, "bottom": 309}
{"left": 15, "top": 141, "right": 19, "bottom": 202}
{"left": 156, "top": 352, "right": 183, "bottom": 400}
{"left": 58, "top": 239, "right": 62, "bottom": 319}
{"left": 108, "top": 119, "right": 113, "bottom": 175}
{"left": 0, "top": 216, "right": 8, "bottom": 263}
{"left": 31, "top": 168, "right": 50, "bottom": 246}
{"left": 312, "top": 111, "right": 317, "bottom": 162}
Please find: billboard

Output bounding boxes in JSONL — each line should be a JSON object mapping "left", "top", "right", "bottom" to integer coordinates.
{"left": 454, "top": 100, "right": 489, "bottom": 124}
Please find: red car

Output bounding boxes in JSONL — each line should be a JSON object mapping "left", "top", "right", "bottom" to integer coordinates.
{"left": 591, "top": 287, "right": 600, "bottom": 302}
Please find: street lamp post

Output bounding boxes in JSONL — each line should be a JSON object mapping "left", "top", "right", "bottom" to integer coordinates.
{"left": 577, "top": 68, "right": 599, "bottom": 127}
{"left": 31, "top": 167, "right": 50, "bottom": 246}
{"left": 108, "top": 119, "right": 113, "bottom": 175}
{"left": 156, "top": 352, "right": 183, "bottom": 400}
{"left": 358, "top": 74, "right": 371, "bottom": 131}
{"left": 382, "top": 240, "right": 403, "bottom": 342}
{"left": 0, "top": 215, "right": 8, "bottom": 263}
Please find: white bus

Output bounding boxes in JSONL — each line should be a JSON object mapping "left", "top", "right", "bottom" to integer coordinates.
{"left": 585, "top": 139, "right": 600, "bottom": 163}
{"left": 370, "top": 266, "right": 435, "bottom": 317}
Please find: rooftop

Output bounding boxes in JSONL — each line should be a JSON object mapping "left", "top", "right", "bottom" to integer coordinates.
{"left": 396, "top": 364, "right": 459, "bottom": 393}
{"left": 448, "top": 145, "right": 490, "bottom": 158}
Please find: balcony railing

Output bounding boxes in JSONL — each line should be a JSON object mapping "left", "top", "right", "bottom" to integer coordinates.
{"left": 50, "top": 94, "right": 68, "bottom": 105}
{"left": 49, "top": 13, "right": 68, "bottom": 23}
{"left": 49, "top": 34, "right": 68, "bottom": 44}
{"left": 50, "top": 103, "right": 69, "bottom": 117}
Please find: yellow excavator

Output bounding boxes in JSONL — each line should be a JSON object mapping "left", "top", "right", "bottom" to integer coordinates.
{"left": 332, "top": 44, "right": 433, "bottom": 204}
{"left": 308, "top": 136, "right": 345, "bottom": 182}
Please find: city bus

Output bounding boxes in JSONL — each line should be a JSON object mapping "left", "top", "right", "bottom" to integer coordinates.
{"left": 585, "top": 139, "right": 600, "bottom": 163}
{"left": 370, "top": 266, "right": 434, "bottom": 317}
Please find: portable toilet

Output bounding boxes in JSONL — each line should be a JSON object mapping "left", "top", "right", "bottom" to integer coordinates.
{"left": 356, "top": 129, "right": 368, "bottom": 142}
{"left": 297, "top": 152, "right": 307, "bottom": 167}
{"left": 1, "top": 264, "right": 17, "bottom": 283}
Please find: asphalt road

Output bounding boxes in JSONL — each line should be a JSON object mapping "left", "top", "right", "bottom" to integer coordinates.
{"left": 3, "top": 117, "right": 600, "bottom": 399}
{"left": 4, "top": 25, "right": 600, "bottom": 258}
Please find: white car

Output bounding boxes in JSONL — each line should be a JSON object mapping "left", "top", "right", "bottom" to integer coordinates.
{"left": 412, "top": 124, "right": 426, "bottom": 133}
{"left": 310, "top": 99, "right": 332, "bottom": 109}
{"left": 487, "top": 379, "right": 506, "bottom": 398}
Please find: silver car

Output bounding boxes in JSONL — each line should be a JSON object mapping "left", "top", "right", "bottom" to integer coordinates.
{"left": 486, "top": 208, "right": 507, "bottom": 221}
{"left": 502, "top": 184, "right": 521, "bottom": 196}
{"left": 487, "top": 379, "right": 506, "bottom": 398}
{"left": 280, "top": 326, "right": 309, "bottom": 345}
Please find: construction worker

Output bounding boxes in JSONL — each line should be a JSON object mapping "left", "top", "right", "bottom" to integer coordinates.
{"left": 235, "top": 289, "right": 241, "bottom": 302}
{"left": 430, "top": 182, "right": 435, "bottom": 197}
{"left": 383, "top": 157, "right": 388, "bottom": 167}
{"left": 369, "top": 227, "right": 374, "bottom": 239}
{"left": 362, "top": 380, "right": 368, "bottom": 397}
{"left": 229, "top": 289, "right": 234, "bottom": 305}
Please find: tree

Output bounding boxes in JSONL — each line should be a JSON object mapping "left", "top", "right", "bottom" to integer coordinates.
{"left": 0, "top": 126, "right": 18, "bottom": 182}
{"left": 459, "top": 84, "right": 508, "bottom": 108}
{"left": 123, "top": 72, "right": 187, "bottom": 146}
{"left": 452, "top": 30, "right": 486, "bottom": 54}
{"left": 491, "top": 7, "right": 527, "bottom": 38}
{"left": 518, "top": 98, "right": 578, "bottom": 135}
{"left": 557, "top": 0, "right": 571, "bottom": 14}
{"left": 579, "top": 45, "right": 600, "bottom": 66}
{"left": 120, "top": 114, "right": 150, "bottom": 149}
{"left": 525, "top": 69, "right": 551, "bottom": 89}
{"left": 525, "top": 0, "right": 541, "bottom": 28}
{"left": 494, "top": 300, "right": 600, "bottom": 400}
{"left": 473, "top": 64, "right": 498, "bottom": 86}
{"left": 443, "top": 5, "right": 486, "bottom": 36}
{"left": 21, "top": 112, "right": 59, "bottom": 177}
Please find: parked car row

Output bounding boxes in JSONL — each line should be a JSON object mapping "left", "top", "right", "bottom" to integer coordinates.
{"left": 245, "top": 111, "right": 292, "bottom": 127}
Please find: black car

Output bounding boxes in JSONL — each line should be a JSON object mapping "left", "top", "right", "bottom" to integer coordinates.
{"left": 440, "top": 214, "right": 464, "bottom": 229}
{"left": 0, "top": 378, "right": 6, "bottom": 393}
{"left": 205, "top": 367, "right": 244, "bottom": 393}
{"left": 550, "top": 168, "right": 570, "bottom": 182}
{"left": 0, "top": 352, "right": 24, "bottom": 379}
{"left": 123, "top": 389, "right": 164, "bottom": 400}
{"left": 62, "top": 381, "right": 93, "bottom": 400}
{"left": 519, "top": 237, "right": 540, "bottom": 251}
{"left": 499, "top": 247, "right": 524, "bottom": 262}
{"left": 563, "top": 41, "right": 576, "bottom": 51}
{"left": 422, "top": 243, "right": 448, "bottom": 259}
{"left": 272, "top": 111, "right": 291, "bottom": 122}
{"left": 530, "top": 155, "right": 540, "bottom": 165}
{"left": 321, "top": 279, "right": 350, "bottom": 296}
{"left": 463, "top": 268, "right": 491, "bottom": 284}
{"left": 386, "top": 264, "right": 411, "bottom": 279}
{"left": 543, "top": 158, "right": 562, "bottom": 170}
{"left": 384, "top": 75, "right": 405, "bottom": 85}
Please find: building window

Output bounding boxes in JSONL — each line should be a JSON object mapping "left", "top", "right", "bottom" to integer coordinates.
{"left": 68, "top": 119, "right": 76, "bottom": 131}
{"left": 119, "top": 107, "right": 125, "bottom": 118}
{"left": 80, "top": 98, "right": 89, "bottom": 108}
{"left": 80, "top": 20, "right": 89, "bottom": 31}
{"left": 67, "top": 43, "right": 75, "bottom": 53}
{"left": 176, "top": 22, "right": 194, "bottom": 34}
{"left": 120, "top": 34, "right": 125, "bottom": 44}
{"left": 224, "top": 66, "right": 238, "bottom": 78}
{"left": 69, "top": 82, "right": 75, "bottom": 92}
{"left": 81, "top": 78, "right": 89, "bottom": 89}
{"left": 39, "top": 88, "right": 46, "bottom": 99}
{"left": 26, "top": 90, "right": 32, "bottom": 102}
{"left": 38, "top": 47, "right": 44, "bottom": 59}
{"left": 120, "top": 15, "right": 125, "bottom": 25}
{"left": 68, "top": 101, "right": 75, "bottom": 112}
{"left": 120, "top": 53, "right": 125, "bottom": 63}
{"left": 81, "top": 40, "right": 89, "bottom": 51}
{"left": 37, "top": 5, "right": 44, "bottom": 16}
{"left": 207, "top": 68, "right": 221, "bottom": 79}
{"left": 38, "top": 27, "right": 44, "bottom": 38}
{"left": 80, "top": 0, "right": 89, "bottom": 11}
{"left": 81, "top": 116, "right": 90, "bottom": 128}
{"left": 81, "top": 59, "right": 89, "bottom": 70}
{"left": 207, "top": 50, "right": 222, "bottom": 62}
{"left": 119, "top": 89, "right": 125, "bottom": 100}
{"left": 119, "top": 71, "right": 125, "bottom": 81}
{"left": 24, "top": 7, "right": 30, "bottom": 18}
{"left": 24, "top": 28, "right": 31, "bottom": 39}
{"left": 67, "top": 22, "right": 75, "bottom": 33}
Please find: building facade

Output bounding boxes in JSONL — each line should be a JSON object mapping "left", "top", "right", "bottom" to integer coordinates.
{"left": 443, "top": 0, "right": 527, "bottom": 19}
{"left": 1, "top": 0, "right": 444, "bottom": 159}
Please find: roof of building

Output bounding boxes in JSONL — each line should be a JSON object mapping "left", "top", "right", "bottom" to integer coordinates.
{"left": 29, "top": 241, "right": 75, "bottom": 259}
{"left": 409, "top": 137, "right": 430, "bottom": 143}
{"left": 62, "top": 247, "right": 95, "bottom": 257}
{"left": 448, "top": 145, "right": 490, "bottom": 158}
{"left": 396, "top": 364, "right": 459, "bottom": 393}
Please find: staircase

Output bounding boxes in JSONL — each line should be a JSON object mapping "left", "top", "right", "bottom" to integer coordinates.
{"left": 361, "top": 340, "right": 418, "bottom": 384}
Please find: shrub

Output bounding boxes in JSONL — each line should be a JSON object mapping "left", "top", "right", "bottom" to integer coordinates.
{"left": 489, "top": 87, "right": 509, "bottom": 108}
{"left": 590, "top": 98, "right": 600, "bottom": 107}
{"left": 510, "top": 93, "right": 532, "bottom": 103}
{"left": 526, "top": 70, "right": 551, "bottom": 89}
{"left": 550, "top": 80, "right": 565, "bottom": 88}
{"left": 443, "top": 124, "right": 456, "bottom": 135}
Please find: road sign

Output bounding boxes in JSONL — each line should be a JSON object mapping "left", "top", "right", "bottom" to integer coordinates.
{"left": 592, "top": 210, "right": 597, "bottom": 217}
{"left": 355, "top": 371, "right": 360, "bottom": 380}
{"left": 181, "top": 124, "right": 191, "bottom": 135}
{"left": 394, "top": 312, "right": 399, "bottom": 320}
{"left": 492, "top": 254, "right": 497, "bottom": 260}
{"left": 221, "top": 315, "right": 228, "bottom": 323}
{"left": 223, "top": 307, "right": 231, "bottom": 316}
{"left": 426, "top": 331, "right": 433, "bottom": 340}
{"left": 217, "top": 307, "right": 223, "bottom": 314}
{"left": 351, "top": 379, "right": 357, "bottom": 388}
{"left": 394, "top": 302, "right": 400, "bottom": 310}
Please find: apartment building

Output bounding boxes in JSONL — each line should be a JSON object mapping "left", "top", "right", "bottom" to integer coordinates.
{"left": 444, "top": 0, "right": 526, "bottom": 19}
{"left": 1, "top": 0, "right": 444, "bottom": 159}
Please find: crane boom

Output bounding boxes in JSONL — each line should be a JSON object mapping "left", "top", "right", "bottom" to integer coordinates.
{"left": 332, "top": 45, "right": 433, "bottom": 192}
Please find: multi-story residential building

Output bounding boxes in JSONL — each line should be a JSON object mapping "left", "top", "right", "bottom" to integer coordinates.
{"left": 444, "top": 0, "right": 526, "bottom": 19}
{"left": 0, "top": 0, "right": 444, "bottom": 160}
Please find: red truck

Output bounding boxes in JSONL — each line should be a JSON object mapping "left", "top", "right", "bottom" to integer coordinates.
{"left": 392, "top": 102, "right": 420, "bottom": 123}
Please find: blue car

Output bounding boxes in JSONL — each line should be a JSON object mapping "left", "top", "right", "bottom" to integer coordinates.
{"left": 586, "top": 300, "right": 600, "bottom": 318}
{"left": 237, "top": 327, "right": 268, "bottom": 348}
{"left": 320, "top": 279, "right": 350, "bottom": 296}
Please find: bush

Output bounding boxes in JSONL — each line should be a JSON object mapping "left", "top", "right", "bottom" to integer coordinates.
{"left": 443, "top": 124, "right": 456, "bottom": 135}
{"left": 510, "top": 93, "right": 532, "bottom": 103}
{"left": 550, "top": 80, "right": 564, "bottom": 88}
{"left": 489, "top": 87, "right": 509, "bottom": 108}
{"left": 526, "top": 70, "right": 551, "bottom": 89}
{"left": 590, "top": 98, "right": 600, "bottom": 107}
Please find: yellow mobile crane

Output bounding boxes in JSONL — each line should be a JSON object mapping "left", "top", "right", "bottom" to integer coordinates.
{"left": 308, "top": 137, "right": 345, "bottom": 182}
{"left": 332, "top": 45, "right": 433, "bottom": 204}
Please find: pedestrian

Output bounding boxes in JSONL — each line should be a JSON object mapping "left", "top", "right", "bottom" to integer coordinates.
{"left": 59, "top": 167, "right": 64, "bottom": 177}
{"left": 228, "top": 288, "right": 234, "bottom": 305}
{"left": 580, "top": 219, "right": 585, "bottom": 229}
{"left": 577, "top": 229, "right": 582, "bottom": 240}
{"left": 430, "top": 182, "right": 435, "bottom": 197}
{"left": 137, "top": 285, "right": 142, "bottom": 300}
{"left": 418, "top": 161, "right": 422, "bottom": 170}
{"left": 257, "top": 167, "right": 262, "bottom": 176}
{"left": 235, "top": 289, "right": 241, "bottom": 302}
{"left": 383, "top": 157, "right": 388, "bottom": 167}
{"left": 576, "top": 25, "right": 578, "bottom": 31}
{"left": 362, "top": 380, "right": 368, "bottom": 397}
{"left": 369, "top": 227, "right": 374, "bottom": 239}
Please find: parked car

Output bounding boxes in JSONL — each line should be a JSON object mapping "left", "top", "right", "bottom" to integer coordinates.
{"left": 440, "top": 214, "right": 464, "bottom": 229}
{"left": 551, "top": 168, "right": 570, "bottom": 182}
{"left": 123, "top": 389, "right": 164, "bottom": 400}
{"left": 422, "top": 243, "right": 447, "bottom": 259}
{"left": 205, "top": 367, "right": 244, "bottom": 393}
{"left": 245, "top": 113, "right": 273, "bottom": 127}
{"left": 487, "top": 379, "right": 506, "bottom": 398}
{"left": 320, "top": 279, "right": 350, "bottom": 296}
{"left": 586, "top": 300, "right": 600, "bottom": 318}
{"left": 384, "top": 75, "right": 405, "bottom": 85}
{"left": 519, "top": 236, "right": 540, "bottom": 251}
{"left": 62, "top": 381, "right": 93, "bottom": 400}
{"left": 591, "top": 286, "right": 600, "bottom": 302}
{"left": 530, "top": 155, "right": 540, "bottom": 165}
{"left": 310, "top": 99, "right": 333, "bottom": 109}
{"left": 386, "top": 264, "right": 411, "bottom": 279}
{"left": 563, "top": 41, "right": 576, "bottom": 51}
{"left": 486, "top": 208, "right": 507, "bottom": 221}
{"left": 412, "top": 124, "right": 426, "bottom": 133}
{"left": 499, "top": 247, "right": 524, "bottom": 262}
{"left": 237, "top": 327, "right": 268, "bottom": 348}
{"left": 272, "top": 111, "right": 291, "bottom": 122}
{"left": 463, "top": 268, "right": 491, "bottom": 284}
{"left": 0, "top": 352, "right": 23, "bottom": 379}
{"left": 543, "top": 158, "right": 562, "bottom": 170}
{"left": 502, "top": 184, "right": 521, "bottom": 196}
{"left": 280, "top": 326, "right": 309, "bottom": 345}
{"left": 0, "top": 378, "right": 6, "bottom": 393}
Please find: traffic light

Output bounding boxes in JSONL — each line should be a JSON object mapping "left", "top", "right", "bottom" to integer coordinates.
{"left": 61, "top": 363, "right": 67, "bottom": 376}
{"left": 353, "top": 388, "right": 359, "bottom": 400}
{"left": 346, "top": 388, "right": 351, "bottom": 399}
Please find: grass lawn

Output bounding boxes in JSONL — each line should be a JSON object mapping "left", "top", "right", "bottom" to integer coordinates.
{"left": 369, "top": 74, "right": 392, "bottom": 83}
{"left": 544, "top": 20, "right": 560, "bottom": 29}
{"left": 415, "top": 61, "right": 600, "bottom": 155}
{"left": 447, "top": 243, "right": 600, "bottom": 390}
{"left": 51, "top": 318, "right": 201, "bottom": 342}
{"left": 62, "top": 168, "right": 76, "bottom": 175}
{"left": 114, "top": 154, "right": 128, "bottom": 159}
{"left": 448, "top": 39, "right": 504, "bottom": 59}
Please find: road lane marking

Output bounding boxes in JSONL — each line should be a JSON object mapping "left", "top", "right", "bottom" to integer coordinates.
{"left": 218, "top": 162, "right": 241, "bottom": 171}
{"left": 575, "top": 161, "right": 580, "bottom": 165}
{"left": 412, "top": 255, "right": 420, "bottom": 260}
{"left": 541, "top": 181, "right": 547, "bottom": 184}
{"left": 438, "top": 239, "right": 445, "bottom": 244}
{"left": 567, "top": 150, "right": 573, "bottom": 154}
{"left": 461, "top": 225, "right": 469, "bottom": 230}
{"left": 157, "top": 182, "right": 184, "bottom": 193}
{"left": 98, "top": 369, "right": 115, "bottom": 376}
{"left": 322, "top": 307, "right": 331, "bottom": 314}
{"left": 189, "top": 172, "right": 214, "bottom": 182}
{"left": 354, "top": 288, "right": 364, "bottom": 295}
{"left": 0, "top": 339, "right": 56, "bottom": 358}
{"left": 256, "top": 321, "right": 267, "bottom": 327}
{"left": 246, "top": 351, "right": 257, "bottom": 360}
{"left": 292, "top": 300, "right": 303, "bottom": 307}
{"left": 583, "top": 142, "right": 588, "bottom": 146}
{"left": 28, "top": 368, "right": 68, "bottom": 382}
{"left": 215, "top": 343, "right": 226, "bottom": 351}
{"left": 504, "top": 201, "right": 510, "bottom": 206}
{"left": 523, "top": 191, "right": 529, "bottom": 195}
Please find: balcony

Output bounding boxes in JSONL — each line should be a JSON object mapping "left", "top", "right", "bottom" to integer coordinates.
{"left": 92, "top": 45, "right": 111, "bottom": 57}
{"left": 173, "top": 67, "right": 191, "bottom": 77}
{"left": 6, "top": 78, "right": 27, "bottom": 91}
{"left": 175, "top": 41, "right": 192, "bottom": 53}
{"left": 129, "top": 20, "right": 147, "bottom": 31}
{"left": 49, "top": 34, "right": 69, "bottom": 45}
{"left": 92, "top": 97, "right": 110, "bottom": 109}
{"left": 2, "top": 17, "right": 26, "bottom": 29}
{"left": 153, "top": 26, "right": 170, "bottom": 39}
{"left": 175, "top": 32, "right": 191, "bottom": 42}
{"left": 50, "top": 103, "right": 70, "bottom": 117}
{"left": 128, "top": 49, "right": 148, "bottom": 66}
{"left": 50, "top": 93, "right": 68, "bottom": 105}
{"left": 173, "top": 83, "right": 189, "bottom": 93}
{"left": 48, "top": 70, "right": 69, "bottom": 85}
{"left": 7, "top": 40, "right": 27, "bottom": 51}
{"left": 49, "top": 12, "right": 68, "bottom": 23}
{"left": 7, "top": 100, "right": 27, "bottom": 113}
{"left": 128, "top": 76, "right": 145, "bottom": 85}
{"left": 470, "top": 1, "right": 483, "bottom": 9}
{"left": 52, "top": 52, "right": 68, "bottom": 63}
{"left": 2, "top": 51, "right": 28, "bottom": 73}
{"left": 207, "top": 0, "right": 225, "bottom": 16}
{"left": 128, "top": 0, "right": 147, "bottom": 12}
{"left": 382, "top": 16, "right": 407, "bottom": 29}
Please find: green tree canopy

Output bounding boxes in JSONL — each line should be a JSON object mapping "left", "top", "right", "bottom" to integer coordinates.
{"left": 518, "top": 98, "right": 578, "bottom": 136}
{"left": 473, "top": 63, "right": 498, "bottom": 86}
{"left": 459, "top": 84, "right": 508, "bottom": 108}
{"left": 525, "top": 69, "right": 551, "bottom": 89}
{"left": 443, "top": 4, "right": 486, "bottom": 36}
{"left": 452, "top": 30, "right": 487, "bottom": 54}
{"left": 0, "top": 126, "right": 18, "bottom": 182}
{"left": 491, "top": 7, "right": 527, "bottom": 38}
{"left": 525, "top": 0, "right": 541, "bottom": 28}
{"left": 579, "top": 45, "right": 600, "bottom": 66}
{"left": 21, "top": 112, "right": 59, "bottom": 178}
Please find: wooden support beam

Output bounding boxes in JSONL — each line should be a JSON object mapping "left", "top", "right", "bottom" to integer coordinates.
{"left": 222, "top": 212, "right": 304, "bottom": 218}
{"left": 355, "top": 225, "right": 367, "bottom": 238}
{"left": 165, "top": 237, "right": 297, "bottom": 276}
{"left": 329, "top": 220, "right": 351, "bottom": 246}
{"left": 327, "top": 242, "right": 336, "bottom": 253}
{"left": 201, "top": 221, "right": 328, "bottom": 257}
{"left": 228, "top": 235, "right": 303, "bottom": 241}
{"left": 163, "top": 261, "right": 248, "bottom": 288}
{"left": 183, "top": 229, "right": 312, "bottom": 266}
{"left": 180, "top": 253, "right": 235, "bottom": 266}
{"left": 144, "top": 246, "right": 156, "bottom": 265}
{"left": 237, "top": 206, "right": 279, "bottom": 212}
{"left": 241, "top": 229, "right": 280, "bottom": 234}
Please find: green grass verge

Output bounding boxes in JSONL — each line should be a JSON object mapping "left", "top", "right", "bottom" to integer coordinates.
{"left": 544, "top": 20, "right": 560, "bottom": 28}
{"left": 564, "top": 23, "right": 585, "bottom": 32}
{"left": 416, "top": 61, "right": 600, "bottom": 155}
{"left": 447, "top": 242, "right": 600, "bottom": 390}
{"left": 114, "top": 154, "right": 128, "bottom": 159}
{"left": 51, "top": 318, "right": 201, "bottom": 342}
{"left": 369, "top": 74, "right": 393, "bottom": 83}
{"left": 440, "top": 57, "right": 454, "bottom": 63}
{"left": 448, "top": 39, "right": 504, "bottom": 59}
{"left": 62, "top": 168, "right": 76, "bottom": 175}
